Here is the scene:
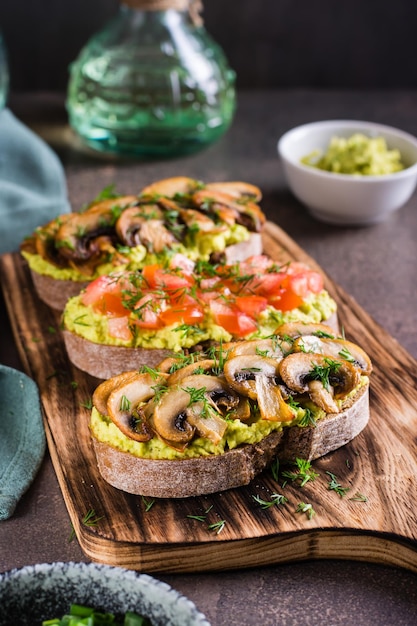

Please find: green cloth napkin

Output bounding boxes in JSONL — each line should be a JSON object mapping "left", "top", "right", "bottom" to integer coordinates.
{"left": 0, "top": 107, "right": 71, "bottom": 254}
{"left": 0, "top": 364, "right": 45, "bottom": 520}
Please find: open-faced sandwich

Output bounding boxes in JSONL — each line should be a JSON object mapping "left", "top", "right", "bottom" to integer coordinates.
{"left": 20, "top": 177, "right": 265, "bottom": 310}
{"left": 62, "top": 254, "right": 338, "bottom": 379}
{"left": 90, "top": 323, "right": 372, "bottom": 498}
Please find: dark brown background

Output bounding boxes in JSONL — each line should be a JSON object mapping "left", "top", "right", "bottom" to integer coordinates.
{"left": 0, "top": 0, "right": 415, "bottom": 92}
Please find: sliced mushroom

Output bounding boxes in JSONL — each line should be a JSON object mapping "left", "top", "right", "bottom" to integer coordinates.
{"left": 178, "top": 208, "right": 228, "bottom": 234}
{"left": 106, "top": 371, "right": 168, "bottom": 442}
{"left": 224, "top": 355, "right": 280, "bottom": 399}
{"left": 205, "top": 181, "right": 262, "bottom": 202}
{"left": 167, "top": 359, "right": 216, "bottom": 385}
{"left": 55, "top": 196, "right": 137, "bottom": 261}
{"left": 223, "top": 355, "right": 294, "bottom": 421}
{"left": 275, "top": 322, "right": 337, "bottom": 340}
{"left": 293, "top": 335, "right": 372, "bottom": 375}
{"left": 30, "top": 214, "right": 75, "bottom": 267}
{"left": 140, "top": 176, "right": 199, "bottom": 198}
{"left": 279, "top": 352, "right": 361, "bottom": 414}
{"left": 226, "top": 338, "right": 287, "bottom": 361}
{"left": 150, "top": 374, "right": 238, "bottom": 447}
{"left": 92, "top": 370, "right": 139, "bottom": 416}
{"left": 115, "top": 204, "right": 163, "bottom": 246}
{"left": 191, "top": 190, "right": 265, "bottom": 232}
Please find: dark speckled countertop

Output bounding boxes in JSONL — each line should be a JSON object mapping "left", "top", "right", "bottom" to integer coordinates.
{"left": 1, "top": 90, "right": 417, "bottom": 625}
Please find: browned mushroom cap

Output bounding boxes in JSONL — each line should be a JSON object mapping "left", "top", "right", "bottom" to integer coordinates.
{"left": 150, "top": 374, "right": 236, "bottom": 446}
{"left": 293, "top": 335, "right": 372, "bottom": 375}
{"left": 226, "top": 338, "right": 287, "bottom": 361}
{"left": 55, "top": 196, "right": 137, "bottom": 261}
{"left": 167, "top": 359, "right": 216, "bottom": 385}
{"left": 224, "top": 355, "right": 280, "bottom": 399}
{"left": 92, "top": 370, "right": 139, "bottom": 416}
{"left": 223, "top": 355, "right": 294, "bottom": 421}
{"left": 275, "top": 322, "right": 337, "bottom": 340}
{"left": 115, "top": 204, "right": 163, "bottom": 246}
{"left": 106, "top": 371, "right": 168, "bottom": 442}
{"left": 205, "top": 181, "right": 262, "bottom": 202}
{"left": 279, "top": 352, "right": 361, "bottom": 414}
{"left": 178, "top": 208, "right": 229, "bottom": 234}
{"left": 140, "top": 176, "right": 199, "bottom": 197}
{"left": 191, "top": 190, "right": 265, "bottom": 232}
{"left": 23, "top": 214, "right": 75, "bottom": 266}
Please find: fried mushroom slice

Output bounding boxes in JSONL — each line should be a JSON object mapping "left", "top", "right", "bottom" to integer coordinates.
{"left": 223, "top": 355, "right": 294, "bottom": 421}
{"left": 115, "top": 204, "right": 163, "bottom": 246}
{"left": 55, "top": 196, "right": 137, "bottom": 261}
{"left": 150, "top": 374, "right": 238, "bottom": 447}
{"left": 275, "top": 322, "right": 337, "bottom": 340}
{"left": 279, "top": 353, "right": 361, "bottom": 414}
{"left": 205, "top": 181, "right": 262, "bottom": 202}
{"left": 106, "top": 371, "right": 168, "bottom": 442}
{"left": 140, "top": 176, "right": 199, "bottom": 197}
{"left": 167, "top": 359, "right": 216, "bottom": 386}
{"left": 191, "top": 189, "right": 265, "bottom": 232}
{"left": 293, "top": 335, "right": 372, "bottom": 375}
{"left": 226, "top": 338, "right": 288, "bottom": 361}
{"left": 92, "top": 370, "right": 139, "bottom": 416}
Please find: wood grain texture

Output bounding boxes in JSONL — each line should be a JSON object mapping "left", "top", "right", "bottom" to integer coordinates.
{"left": 1, "top": 220, "right": 417, "bottom": 574}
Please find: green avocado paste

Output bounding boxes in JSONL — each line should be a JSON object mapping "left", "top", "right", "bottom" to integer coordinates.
{"left": 301, "top": 133, "right": 405, "bottom": 175}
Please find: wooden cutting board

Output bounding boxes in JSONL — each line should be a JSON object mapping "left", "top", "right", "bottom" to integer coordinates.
{"left": 1, "top": 221, "right": 417, "bottom": 574}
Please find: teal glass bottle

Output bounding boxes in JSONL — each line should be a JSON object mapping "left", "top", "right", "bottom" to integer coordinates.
{"left": 66, "top": 0, "right": 236, "bottom": 158}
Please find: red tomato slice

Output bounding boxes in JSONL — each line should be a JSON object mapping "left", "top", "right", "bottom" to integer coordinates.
{"left": 247, "top": 273, "right": 289, "bottom": 296}
{"left": 269, "top": 290, "right": 304, "bottom": 311}
{"left": 107, "top": 316, "right": 132, "bottom": 340}
{"left": 210, "top": 299, "right": 257, "bottom": 337}
{"left": 142, "top": 265, "right": 194, "bottom": 292}
{"left": 307, "top": 271, "right": 324, "bottom": 293}
{"left": 234, "top": 295, "right": 268, "bottom": 317}
{"left": 133, "top": 294, "right": 165, "bottom": 329}
{"left": 159, "top": 303, "right": 204, "bottom": 326}
{"left": 82, "top": 274, "right": 131, "bottom": 316}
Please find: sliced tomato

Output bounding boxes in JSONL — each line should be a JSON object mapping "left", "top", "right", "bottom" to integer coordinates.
{"left": 159, "top": 303, "right": 204, "bottom": 326}
{"left": 247, "top": 272, "right": 289, "bottom": 296}
{"left": 210, "top": 299, "right": 258, "bottom": 337}
{"left": 269, "top": 290, "right": 304, "bottom": 311}
{"left": 82, "top": 274, "right": 131, "bottom": 316}
{"left": 142, "top": 264, "right": 194, "bottom": 292}
{"left": 307, "top": 271, "right": 324, "bottom": 293}
{"left": 234, "top": 295, "right": 268, "bottom": 317}
{"left": 133, "top": 294, "right": 165, "bottom": 329}
{"left": 107, "top": 316, "right": 132, "bottom": 340}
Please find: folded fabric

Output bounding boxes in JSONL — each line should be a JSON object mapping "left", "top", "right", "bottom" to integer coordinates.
{"left": 0, "top": 108, "right": 71, "bottom": 255}
{"left": 0, "top": 364, "right": 46, "bottom": 520}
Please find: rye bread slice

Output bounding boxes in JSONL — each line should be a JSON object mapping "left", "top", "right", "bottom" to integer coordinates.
{"left": 91, "top": 382, "right": 369, "bottom": 498}
{"left": 31, "top": 270, "right": 88, "bottom": 311}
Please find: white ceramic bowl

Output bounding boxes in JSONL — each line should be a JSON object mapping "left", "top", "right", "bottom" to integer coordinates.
{"left": 278, "top": 120, "right": 417, "bottom": 225}
{"left": 0, "top": 562, "right": 211, "bottom": 626}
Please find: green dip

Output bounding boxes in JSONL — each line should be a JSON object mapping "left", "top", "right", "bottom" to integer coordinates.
{"left": 301, "top": 133, "right": 405, "bottom": 175}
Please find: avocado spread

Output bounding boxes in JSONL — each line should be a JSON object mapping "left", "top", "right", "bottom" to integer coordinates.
{"left": 91, "top": 405, "right": 304, "bottom": 460}
{"left": 63, "top": 290, "right": 337, "bottom": 350}
{"left": 301, "top": 133, "right": 405, "bottom": 175}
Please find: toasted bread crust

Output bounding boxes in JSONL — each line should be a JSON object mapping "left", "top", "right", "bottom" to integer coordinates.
{"left": 91, "top": 381, "right": 369, "bottom": 498}
{"left": 30, "top": 270, "right": 88, "bottom": 311}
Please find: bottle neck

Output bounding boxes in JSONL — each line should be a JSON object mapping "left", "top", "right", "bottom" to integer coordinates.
{"left": 121, "top": 0, "right": 203, "bottom": 25}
